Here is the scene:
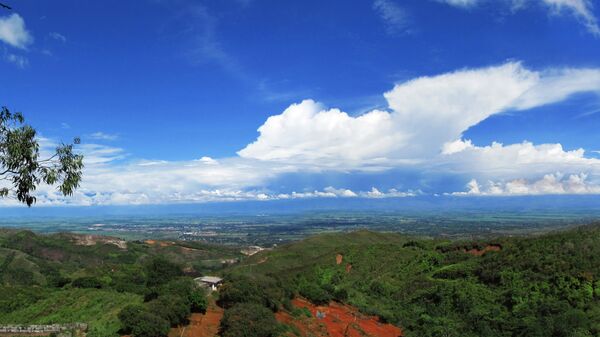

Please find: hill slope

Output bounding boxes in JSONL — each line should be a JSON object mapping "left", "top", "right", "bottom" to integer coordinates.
{"left": 223, "top": 225, "right": 600, "bottom": 337}
{"left": 0, "top": 229, "right": 241, "bottom": 336}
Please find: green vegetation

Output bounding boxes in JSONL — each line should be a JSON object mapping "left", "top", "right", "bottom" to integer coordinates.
{"left": 223, "top": 224, "right": 600, "bottom": 337}
{"left": 0, "top": 229, "right": 240, "bottom": 336}
{"left": 0, "top": 288, "right": 140, "bottom": 336}
{"left": 0, "top": 107, "right": 83, "bottom": 206}
{"left": 119, "top": 275, "right": 206, "bottom": 337}
{"left": 220, "top": 303, "right": 280, "bottom": 337}
{"left": 3, "top": 224, "right": 600, "bottom": 336}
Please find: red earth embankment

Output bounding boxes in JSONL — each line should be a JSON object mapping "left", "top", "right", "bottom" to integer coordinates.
{"left": 277, "top": 298, "right": 403, "bottom": 337}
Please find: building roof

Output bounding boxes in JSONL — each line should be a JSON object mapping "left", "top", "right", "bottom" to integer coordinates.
{"left": 195, "top": 276, "right": 223, "bottom": 284}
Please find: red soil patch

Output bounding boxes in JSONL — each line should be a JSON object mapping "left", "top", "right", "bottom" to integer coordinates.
{"left": 169, "top": 299, "right": 223, "bottom": 337}
{"left": 276, "top": 310, "right": 329, "bottom": 337}
{"left": 336, "top": 254, "right": 343, "bottom": 265}
{"left": 276, "top": 298, "right": 403, "bottom": 337}
{"left": 40, "top": 247, "right": 66, "bottom": 261}
{"left": 464, "top": 244, "right": 501, "bottom": 256}
{"left": 345, "top": 264, "right": 352, "bottom": 273}
{"left": 145, "top": 239, "right": 174, "bottom": 247}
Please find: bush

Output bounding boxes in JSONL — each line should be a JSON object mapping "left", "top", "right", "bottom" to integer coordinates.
{"left": 190, "top": 288, "right": 207, "bottom": 313}
{"left": 147, "top": 295, "right": 190, "bottom": 326}
{"left": 218, "top": 276, "right": 265, "bottom": 308}
{"left": 71, "top": 276, "right": 103, "bottom": 289}
{"left": 118, "top": 304, "right": 170, "bottom": 337}
{"left": 220, "top": 303, "right": 279, "bottom": 337}
{"left": 298, "top": 282, "right": 331, "bottom": 305}
{"left": 145, "top": 257, "right": 182, "bottom": 287}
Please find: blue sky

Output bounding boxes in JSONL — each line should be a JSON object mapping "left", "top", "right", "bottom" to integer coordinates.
{"left": 1, "top": 0, "right": 600, "bottom": 206}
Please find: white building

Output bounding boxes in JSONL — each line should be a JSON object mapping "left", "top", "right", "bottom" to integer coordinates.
{"left": 194, "top": 276, "right": 223, "bottom": 291}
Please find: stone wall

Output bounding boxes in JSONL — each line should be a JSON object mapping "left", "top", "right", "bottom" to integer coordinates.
{"left": 0, "top": 323, "right": 87, "bottom": 335}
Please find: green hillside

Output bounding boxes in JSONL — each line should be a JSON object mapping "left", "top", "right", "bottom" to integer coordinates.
{"left": 0, "top": 229, "right": 242, "bottom": 336}
{"left": 2, "top": 225, "right": 600, "bottom": 337}
{"left": 222, "top": 224, "right": 600, "bottom": 337}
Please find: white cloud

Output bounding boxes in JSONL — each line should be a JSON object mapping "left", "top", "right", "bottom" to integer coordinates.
{"left": 512, "top": 68, "right": 600, "bottom": 110}
{"left": 439, "top": 140, "right": 600, "bottom": 177}
{"left": 4, "top": 62, "right": 600, "bottom": 206}
{"left": 542, "top": 0, "right": 600, "bottom": 35}
{"left": 454, "top": 173, "right": 600, "bottom": 196}
{"left": 373, "top": 0, "right": 410, "bottom": 34}
{"left": 197, "top": 156, "right": 218, "bottom": 165}
{"left": 442, "top": 139, "right": 474, "bottom": 155}
{"left": 240, "top": 62, "right": 600, "bottom": 169}
{"left": 4, "top": 53, "right": 28, "bottom": 68}
{"left": 238, "top": 99, "right": 403, "bottom": 169}
{"left": 275, "top": 186, "right": 417, "bottom": 201}
{"left": 437, "top": 0, "right": 600, "bottom": 36}
{"left": 88, "top": 132, "right": 119, "bottom": 141}
{"left": 0, "top": 14, "right": 33, "bottom": 49}
{"left": 49, "top": 32, "right": 66, "bottom": 43}
{"left": 436, "top": 0, "right": 478, "bottom": 8}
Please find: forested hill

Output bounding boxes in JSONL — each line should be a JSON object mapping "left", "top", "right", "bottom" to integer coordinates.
{"left": 222, "top": 224, "right": 600, "bottom": 337}
{"left": 2, "top": 225, "right": 600, "bottom": 336}
{"left": 0, "top": 229, "right": 241, "bottom": 336}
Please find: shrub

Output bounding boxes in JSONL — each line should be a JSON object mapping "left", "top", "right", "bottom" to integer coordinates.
{"left": 71, "top": 276, "right": 103, "bottom": 289}
{"left": 147, "top": 295, "right": 190, "bottom": 326}
{"left": 190, "top": 288, "right": 207, "bottom": 313}
{"left": 145, "top": 257, "right": 182, "bottom": 287}
{"left": 118, "top": 304, "right": 170, "bottom": 337}
{"left": 220, "top": 303, "right": 279, "bottom": 337}
{"left": 298, "top": 282, "right": 331, "bottom": 305}
{"left": 218, "top": 276, "right": 265, "bottom": 308}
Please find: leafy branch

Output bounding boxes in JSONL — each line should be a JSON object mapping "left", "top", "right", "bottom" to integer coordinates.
{"left": 0, "top": 107, "right": 84, "bottom": 206}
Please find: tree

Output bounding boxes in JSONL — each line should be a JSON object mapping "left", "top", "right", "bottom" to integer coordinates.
{"left": 118, "top": 305, "right": 170, "bottom": 337}
{"left": 0, "top": 107, "right": 83, "bottom": 206}
{"left": 190, "top": 287, "right": 208, "bottom": 313}
{"left": 220, "top": 303, "right": 279, "bottom": 337}
{"left": 144, "top": 256, "right": 182, "bottom": 287}
{"left": 147, "top": 295, "right": 190, "bottom": 326}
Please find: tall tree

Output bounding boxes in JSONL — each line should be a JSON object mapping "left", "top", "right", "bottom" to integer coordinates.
{"left": 0, "top": 107, "right": 83, "bottom": 206}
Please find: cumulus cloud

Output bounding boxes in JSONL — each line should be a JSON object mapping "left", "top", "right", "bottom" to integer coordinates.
{"left": 0, "top": 14, "right": 33, "bottom": 49}
{"left": 4, "top": 62, "right": 600, "bottom": 206}
{"left": 238, "top": 99, "right": 404, "bottom": 168}
{"left": 454, "top": 173, "right": 600, "bottom": 196}
{"left": 197, "top": 156, "right": 218, "bottom": 165}
{"left": 240, "top": 62, "right": 600, "bottom": 169}
{"left": 439, "top": 140, "right": 600, "bottom": 177}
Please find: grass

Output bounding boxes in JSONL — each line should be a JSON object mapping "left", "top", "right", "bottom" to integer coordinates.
{"left": 0, "top": 288, "right": 142, "bottom": 336}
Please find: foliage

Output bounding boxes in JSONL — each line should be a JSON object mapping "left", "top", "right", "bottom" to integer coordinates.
{"left": 0, "top": 288, "right": 141, "bottom": 335}
{"left": 223, "top": 226, "right": 600, "bottom": 337}
{"left": 0, "top": 107, "right": 83, "bottom": 206}
{"left": 118, "top": 305, "right": 170, "bottom": 337}
{"left": 71, "top": 276, "right": 104, "bottom": 289}
{"left": 147, "top": 295, "right": 190, "bottom": 326}
{"left": 0, "top": 230, "right": 231, "bottom": 337}
{"left": 144, "top": 256, "right": 182, "bottom": 287}
{"left": 220, "top": 303, "right": 280, "bottom": 337}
